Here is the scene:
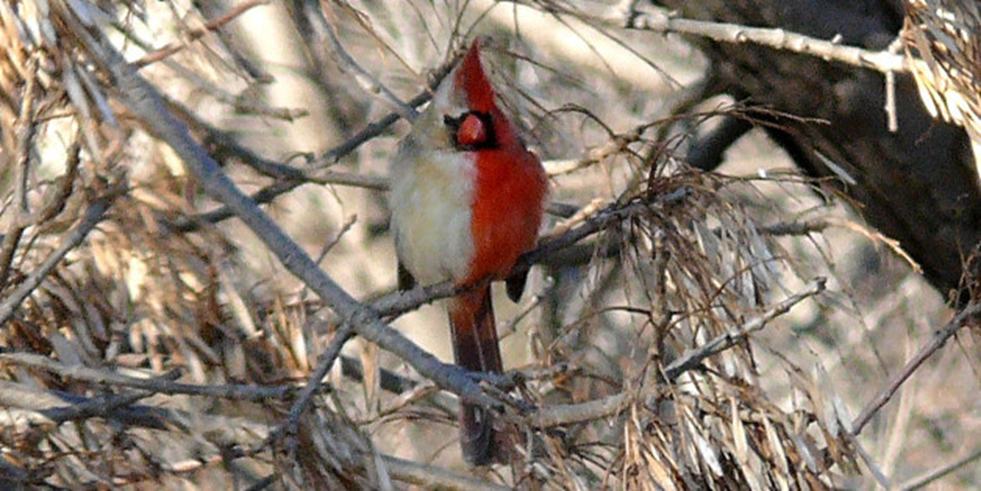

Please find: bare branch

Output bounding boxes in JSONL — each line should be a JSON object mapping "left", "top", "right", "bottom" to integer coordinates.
{"left": 0, "top": 193, "right": 115, "bottom": 327}
{"left": 312, "top": 3, "right": 418, "bottom": 121}
{"left": 61, "top": 7, "right": 496, "bottom": 412}
{"left": 851, "top": 300, "right": 980, "bottom": 436}
{"left": 131, "top": 0, "right": 270, "bottom": 69}
{"left": 526, "top": 391, "right": 629, "bottom": 428}
{"left": 617, "top": 9, "right": 908, "bottom": 75}
{"left": 759, "top": 219, "right": 830, "bottom": 236}
{"left": 280, "top": 324, "right": 356, "bottom": 438}
{"left": 0, "top": 61, "right": 38, "bottom": 289}
{"left": 165, "top": 64, "right": 452, "bottom": 232}
{"left": 0, "top": 379, "right": 167, "bottom": 429}
{"left": 42, "top": 375, "right": 179, "bottom": 425}
{"left": 380, "top": 454, "right": 509, "bottom": 490}
{"left": 527, "top": 278, "right": 826, "bottom": 428}
{"left": 897, "top": 446, "right": 981, "bottom": 491}
{"left": 0, "top": 352, "right": 291, "bottom": 401}
{"left": 664, "top": 277, "right": 826, "bottom": 380}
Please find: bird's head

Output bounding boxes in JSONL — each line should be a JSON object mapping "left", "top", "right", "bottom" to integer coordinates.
{"left": 404, "top": 39, "right": 520, "bottom": 155}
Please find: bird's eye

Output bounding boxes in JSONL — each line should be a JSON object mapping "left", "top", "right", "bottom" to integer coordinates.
{"left": 444, "top": 111, "right": 497, "bottom": 150}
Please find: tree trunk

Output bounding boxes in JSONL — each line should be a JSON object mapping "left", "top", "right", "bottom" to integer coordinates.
{"left": 653, "top": 0, "right": 981, "bottom": 297}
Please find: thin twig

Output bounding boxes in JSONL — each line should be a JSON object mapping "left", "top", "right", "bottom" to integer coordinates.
{"left": 527, "top": 391, "right": 630, "bottom": 428}
{"left": 316, "top": 62, "right": 453, "bottom": 165}
{"left": 851, "top": 301, "right": 981, "bottom": 436}
{"left": 664, "top": 277, "right": 826, "bottom": 380}
{"left": 0, "top": 193, "right": 115, "bottom": 327}
{"left": 0, "top": 60, "right": 38, "bottom": 289}
{"left": 897, "top": 446, "right": 981, "bottom": 490}
{"left": 44, "top": 390, "right": 154, "bottom": 424}
{"left": 315, "top": 4, "right": 418, "bottom": 121}
{"left": 131, "top": 0, "right": 270, "bottom": 68}
{"left": 0, "top": 352, "right": 292, "bottom": 401}
{"left": 165, "top": 75, "right": 444, "bottom": 232}
{"left": 380, "top": 454, "right": 509, "bottom": 490}
{"left": 758, "top": 219, "right": 830, "bottom": 236}
{"left": 29, "top": 141, "right": 81, "bottom": 224}
{"left": 169, "top": 173, "right": 385, "bottom": 233}
{"left": 340, "top": 354, "right": 418, "bottom": 395}
{"left": 42, "top": 368, "right": 180, "bottom": 424}
{"left": 526, "top": 278, "right": 826, "bottom": 428}
{"left": 0, "top": 380, "right": 169, "bottom": 429}
{"left": 281, "top": 324, "right": 356, "bottom": 437}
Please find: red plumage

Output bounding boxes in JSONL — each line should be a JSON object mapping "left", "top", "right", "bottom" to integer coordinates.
{"left": 452, "top": 40, "right": 546, "bottom": 464}
{"left": 391, "top": 39, "right": 547, "bottom": 465}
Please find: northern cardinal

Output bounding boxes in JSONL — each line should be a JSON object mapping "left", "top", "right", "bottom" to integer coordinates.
{"left": 390, "top": 39, "right": 548, "bottom": 465}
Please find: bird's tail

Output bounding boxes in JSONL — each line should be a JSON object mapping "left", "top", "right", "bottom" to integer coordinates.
{"left": 448, "top": 286, "right": 503, "bottom": 465}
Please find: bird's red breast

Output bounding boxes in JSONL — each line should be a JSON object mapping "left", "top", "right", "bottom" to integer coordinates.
{"left": 457, "top": 41, "right": 547, "bottom": 285}
{"left": 466, "top": 144, "right": 546, "bottom": 284}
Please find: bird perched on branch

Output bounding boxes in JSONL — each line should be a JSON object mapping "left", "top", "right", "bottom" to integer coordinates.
{"left": 389, "top": 39, "right": 548, "bottom": 465}
{"left": 903, "top": 0, "right": 981, "bottom": 183}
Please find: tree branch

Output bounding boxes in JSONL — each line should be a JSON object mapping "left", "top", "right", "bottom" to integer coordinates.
{"left": 0, "top": 352, "right": 291, "bottom": 401}
{"left": 617, "top": 9, "right": 908, "bottom": 75}
{"left": 851, "top": 300, "right": 980, "bottom": 436}
{"left": 526, "top": 278, "right": 826, "bottom": 428}
{"left": 897, "top": 446, "right": 981, "bottom": 491}
{"left": 0, "top": 193, "right": 115, "bottom": 328}
{"left": 663, "top": 277, "right": 826, "bottom": 380}
{"left": 61, "top": 7, "right": 496, "bottom": 412}
{"left": 380, "top": 454, "right": 509, "bottom": 490}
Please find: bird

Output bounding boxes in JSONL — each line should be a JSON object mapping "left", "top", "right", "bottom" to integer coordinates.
{"left": 389, "top": 39, "right": 548, "bottom": 465}
{"left": 902, "top": 0, "right": 981, "bottom": 184}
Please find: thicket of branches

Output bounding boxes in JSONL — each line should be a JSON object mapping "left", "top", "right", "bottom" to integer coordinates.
{"left": 0, "top": 1, "right": 977, "bottom": 489}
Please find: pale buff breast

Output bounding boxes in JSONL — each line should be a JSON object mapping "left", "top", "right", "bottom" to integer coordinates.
{"left": 390, "top": 146, "right": 477, "bottom": 286}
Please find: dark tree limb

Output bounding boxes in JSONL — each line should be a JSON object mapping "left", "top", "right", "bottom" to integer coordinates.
{"left": 646, "top": 0, "right": 981, "bottom": 296}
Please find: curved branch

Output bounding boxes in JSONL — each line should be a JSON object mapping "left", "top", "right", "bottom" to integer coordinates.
{"left": 60, "top": 5, "right": 496, "bottom": 411}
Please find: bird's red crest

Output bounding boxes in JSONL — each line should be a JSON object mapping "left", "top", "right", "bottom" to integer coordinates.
{"left": 455, "top": 39, "right": 496, "bottom": 112}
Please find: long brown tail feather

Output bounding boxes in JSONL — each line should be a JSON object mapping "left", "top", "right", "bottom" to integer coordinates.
{"left": 448, "top": 286, "right": 502, "bottom": 465}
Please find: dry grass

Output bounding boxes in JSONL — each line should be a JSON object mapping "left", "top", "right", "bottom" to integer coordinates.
{"left": 0, "top": 1, "right": 977, "bottom": 489}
